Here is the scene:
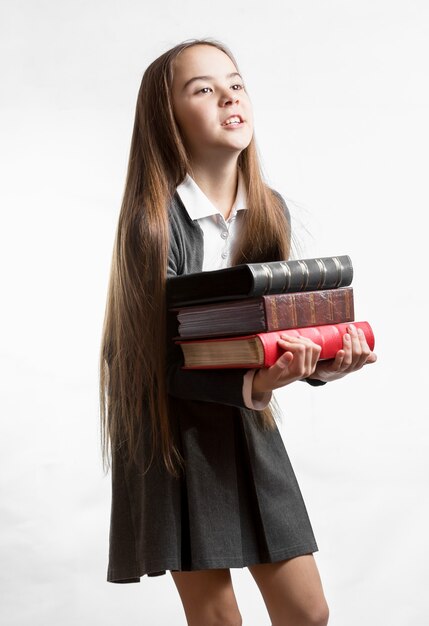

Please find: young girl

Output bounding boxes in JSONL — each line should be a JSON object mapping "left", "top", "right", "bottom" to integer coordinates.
{"left": 99, "top": 38, "right": 376, "bottom": 626}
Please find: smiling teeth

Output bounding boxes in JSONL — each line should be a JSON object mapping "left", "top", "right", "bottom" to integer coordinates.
{"left": 224, "top": 116, "right": 241, "bottom": 125}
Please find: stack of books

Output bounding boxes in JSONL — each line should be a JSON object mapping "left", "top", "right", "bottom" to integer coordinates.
{"left": 166, "top": 255, "right": 375, "bottom": 369}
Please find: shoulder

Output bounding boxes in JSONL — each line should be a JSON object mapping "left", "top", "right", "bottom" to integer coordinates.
{"left": 167, "top": 193, "right": 204, "bottom": 276}
{"left": 167, "top": 193, "right": 203, "bottom": 246}
{"left": 168, "top": 193, "right": 195, "bottom": 231}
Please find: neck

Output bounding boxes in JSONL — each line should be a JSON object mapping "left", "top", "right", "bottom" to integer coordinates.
{"left": 188, "top": 154, "right": 240, "bottom": 220}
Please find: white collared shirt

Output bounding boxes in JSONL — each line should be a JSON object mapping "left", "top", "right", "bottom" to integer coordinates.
{"left": 175, "top": 171, "right": 271, "bottom": 410}
{"left": 176, "top": 170, "right": 247, "bottom": 271}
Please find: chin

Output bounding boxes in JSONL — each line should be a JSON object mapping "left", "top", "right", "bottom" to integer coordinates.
{"left": 223, "top": 135, "right": 253, "bottom": 151}
{"left": 230, "top": 141, "right": 252, "bottom": 153}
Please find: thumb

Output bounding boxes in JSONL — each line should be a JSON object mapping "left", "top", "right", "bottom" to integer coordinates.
{"left": 275, "top": 350, "right": 294, "bottom": 371}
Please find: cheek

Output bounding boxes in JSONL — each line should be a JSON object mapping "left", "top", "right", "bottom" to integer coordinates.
{"left": 176, "top": 106, "right": 208, "bottom": 140}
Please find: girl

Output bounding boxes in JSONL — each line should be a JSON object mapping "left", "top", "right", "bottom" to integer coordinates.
{"left": 99, "top": 38, "right": 376, "bottom": 626}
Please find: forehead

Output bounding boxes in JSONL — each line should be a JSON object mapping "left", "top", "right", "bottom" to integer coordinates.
{"left": 172, "top": 45, "right": 238, "bottom": 84}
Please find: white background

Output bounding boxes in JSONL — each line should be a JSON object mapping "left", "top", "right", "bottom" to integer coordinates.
{"left": 1, "top": 1, "right": 428, "bottom": 624}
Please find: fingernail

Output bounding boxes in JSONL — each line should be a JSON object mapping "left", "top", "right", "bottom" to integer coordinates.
{"left": 344, "top": 333, "right": 351, "bottom": 341}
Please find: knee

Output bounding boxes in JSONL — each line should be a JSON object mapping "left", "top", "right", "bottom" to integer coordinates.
{"left": 275, "top": 598, "right": 329, "bottom": 626}
{"left": 207, "top": 608, "right": 242, "bottom": 626}
{"left": 303, "top": 599, "right": 330, "bottom": 626}
{"left": 204, "top": 611, "right": 243, "bottom": 626}
{"left": 214, "top": 614, "right": 242, "bottom": 626}
{"left": 189, "top": 606, "right": 242, "bottom": 626}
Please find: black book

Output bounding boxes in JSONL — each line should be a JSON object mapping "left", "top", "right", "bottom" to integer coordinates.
{"left": 167, "top": 255, "right": 353, "bottom": 307}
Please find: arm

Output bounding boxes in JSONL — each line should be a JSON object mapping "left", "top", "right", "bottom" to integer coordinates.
{"left": 166, "top": 306, "right": 250, "bottom": 407}
{"left": 166, "top": 241, "right": 265, "bottom": 408}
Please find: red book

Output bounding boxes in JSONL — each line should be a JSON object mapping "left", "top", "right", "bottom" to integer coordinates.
{"left": 177, "top": 321, "right": 375, "bottom": 369}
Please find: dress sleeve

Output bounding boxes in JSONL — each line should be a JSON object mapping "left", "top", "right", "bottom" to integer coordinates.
{"left": 304, "top": 378, "right": 327, "bottom": 386}
{"left": 166, "top": 309, "right": 252, "bottom": 408}
{"left": 166, "top": 243, "right": 252, "bottom": 408}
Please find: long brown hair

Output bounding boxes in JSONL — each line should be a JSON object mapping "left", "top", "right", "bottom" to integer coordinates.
{"left": 99, "top": 38, "right": 291, "bottom": 477}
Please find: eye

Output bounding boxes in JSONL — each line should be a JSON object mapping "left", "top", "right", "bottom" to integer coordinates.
{"left": 231, "top": 84, "right": 244, "bottom": 90}
{"left": 198, "top": 87, "right": 213, "bottom": 94}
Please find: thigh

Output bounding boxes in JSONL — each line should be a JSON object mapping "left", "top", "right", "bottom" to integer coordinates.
{"left": 248, "top": 555, "right": 329, "bottom": 626}
{"left": 171, "top": 569, "right": 241, "bottom": 626}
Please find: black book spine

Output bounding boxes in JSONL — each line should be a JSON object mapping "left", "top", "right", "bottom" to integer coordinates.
{"left": 167, "top": 255, "right": 353, "bottom": 306}
{"left": 247, "top": 255, "right": 353, "bottom": 296}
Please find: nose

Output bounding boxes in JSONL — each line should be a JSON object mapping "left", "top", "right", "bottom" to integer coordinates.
{"left": 219, "top": 93, "right": 239, "bottom": 107}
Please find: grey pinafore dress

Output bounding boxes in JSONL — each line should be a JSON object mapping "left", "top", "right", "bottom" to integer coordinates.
{"left": 106, "top": 192, "right": 319, "bottom": 583}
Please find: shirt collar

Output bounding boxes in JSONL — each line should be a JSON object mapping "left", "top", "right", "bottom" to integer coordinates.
{"left": 176, "top": 169, "right": 247, "bottom": 221}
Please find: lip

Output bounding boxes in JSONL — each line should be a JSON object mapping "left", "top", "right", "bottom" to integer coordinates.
{"left": 221, "top": 114, "right": 244, "bottom": 127}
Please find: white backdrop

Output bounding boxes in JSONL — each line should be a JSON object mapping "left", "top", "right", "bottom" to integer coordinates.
{"left": 1, "top": 1, "right": 428, "bottom": 624}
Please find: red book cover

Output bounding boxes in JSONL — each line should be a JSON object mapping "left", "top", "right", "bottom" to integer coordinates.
{"left": 177, "top": 321, "right": 375, "bottom": 369}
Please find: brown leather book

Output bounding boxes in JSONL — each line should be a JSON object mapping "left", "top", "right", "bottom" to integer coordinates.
{"left": 174, "top": 287, "right": 354, "bottom": 339}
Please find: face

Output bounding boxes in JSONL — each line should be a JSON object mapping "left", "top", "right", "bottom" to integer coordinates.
{"left": 171, "top": 45, "right": 254, "bottom": 163}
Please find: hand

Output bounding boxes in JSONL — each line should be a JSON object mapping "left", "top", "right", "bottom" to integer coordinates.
{"left": 252, "top": 334, "right": 322, "bottom": 396}
{"left": 307, "top": 323, "right": 377, "bottom": 383}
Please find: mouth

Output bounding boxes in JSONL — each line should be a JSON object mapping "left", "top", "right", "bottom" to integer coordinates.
{"left": 221, "top": 115, "right": 244, "bottom": 126}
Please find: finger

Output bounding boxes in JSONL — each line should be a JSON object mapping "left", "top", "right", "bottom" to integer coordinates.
{"left": 253, "top": 351, "right": 294, "bottom": 393}
{"left": 279, "top": 334, "right": 320, "bottom": 350}
{"left": 356, "top": 350, "right": 377, "bottom": 367}
{"left": 324, "top": 349, "right": 346, "bottom": 372}
{"left": 311, "top": 342, "right": 322, "bottom": 369}
{"left": 340, "top": 332, "right": 353, "bottom": 368}
{"left": 354, "top": 327, "right": 373, "bottom": 368}
{"left": 279, "top": 333, "right": 304, "bottom": 341}
{"left": 346, "top": 327, "right": 372, "bottom": 371}
{"left": 347, "top": 325, "right": 363, "bottom": 363}
{"left": 277, "top": 338, "right": 306, "bottom": 377}
{"left": 276, "top": 350, "right": 294, "bottom": 369}
{"left": 280, "top": 335, "right": 322, "bottom": 368}
{"left": 267, "top": 350, "right": 294, "bottom": 383}
{"left": 305, "top": 340, "right": 321, "bottom": 375}
{"left": 277, "top": 337, "right": 302, "bottom": 350}
{"left": 303, "top": 342, "right": 312, "bottom": 376}
{"left": 279, "top": 337, "right": 321, "bottom": 379}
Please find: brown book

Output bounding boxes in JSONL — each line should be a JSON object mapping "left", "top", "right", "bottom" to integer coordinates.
{"left": 174, "top": 287, "right": 354, "bottom": 339}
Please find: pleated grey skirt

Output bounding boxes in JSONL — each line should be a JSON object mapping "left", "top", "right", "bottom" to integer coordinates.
{"left": 107, "top": 399, "right": 318, "bottom": 583}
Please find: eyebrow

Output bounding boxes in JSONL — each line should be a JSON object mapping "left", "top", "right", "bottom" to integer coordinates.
{"left": 182, "top": 72, "right": 243, "bottom": 91}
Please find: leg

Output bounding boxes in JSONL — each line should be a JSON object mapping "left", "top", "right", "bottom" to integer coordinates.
{"left": 249, "top": 554, "right": 329, "bottom": 626}
{"left": 171, "top": 569, "right": 242, "bottom": 626}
